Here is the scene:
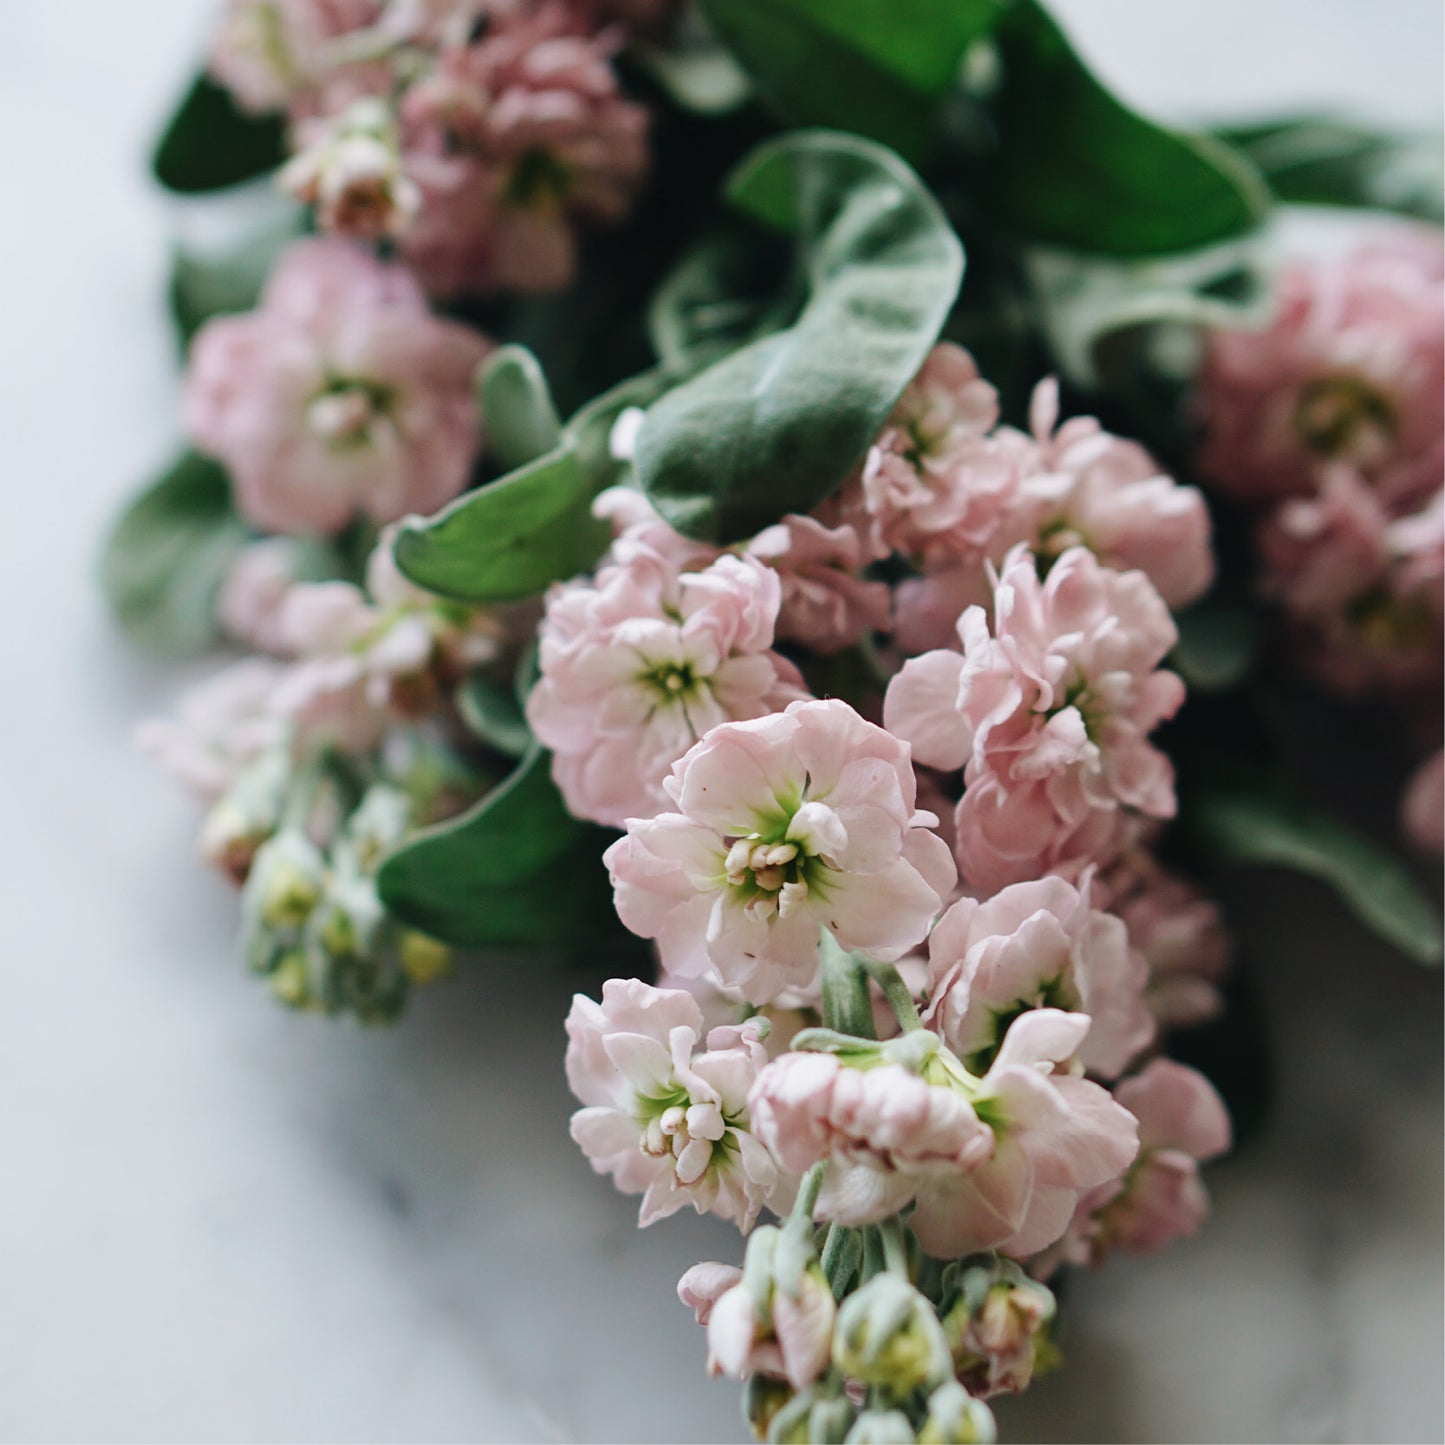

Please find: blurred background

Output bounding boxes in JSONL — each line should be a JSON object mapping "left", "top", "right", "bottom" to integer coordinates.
{"left": 0, "top": 3, "right": 1440, "bottom": 1441}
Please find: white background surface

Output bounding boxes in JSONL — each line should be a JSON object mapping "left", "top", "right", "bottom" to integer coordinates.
{"left": 1, "top": 4, "right": 1441, "bottom": 1441}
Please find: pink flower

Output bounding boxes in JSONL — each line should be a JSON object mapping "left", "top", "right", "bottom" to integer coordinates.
{"left": 687, "top": 1230, "right": 837, "bottom": 1391}
{"left": 747, "top": 515, "right": 892, "bottom": 655}
{"left": 1097, "top": 850, "right": 1231, "bottom": 1030}
{"left": 183, "top": 238, "right": 489, "bottom": 535}
{"left": 849, "top": 344, "right": 1007, "bottom": 563}
{"left": 1403, "top": 749, "right": 1444, "bottom": 855}
{"left": 1064, "top": 1059, "right": 1231, "bottom": 1267}
{"left": 528, "top": 551, "right": 807, "bottom": 828}
{"left": 218, "top": 538, "right": 311, "bottom": 653}
{"left": 748, "top": 1012, "right": 1138, "bottom": 1259}
{"left": 1016, "top": 379, "right": 1215, "bottom": 610}
{"left": 269, "top": 526, "right": 502, "bottom": 750}
{"left": 603, "top": 699, "right": 956, "bottom": 1004}
{"left": 396, "top": 5, "right": 648, "bottom": 295}
{"left": 137, "top": 660, "right": 287, "bottom": 801}
{"left": 1197, "top": 227, "right": 1445, "bottom": 507}
{"left": 924, "top": 876, "right": 1155, "bottom": 1080}
{"left": 282, "top": 97, "right": 422, "bottom": 239}
{"left": 885, "top": 545, "right": 1185, "bottom": 893}
{"left": 208, "top": 0, "right": 380, "bottom": 114}
{"left": 1259, "top": 470, "right": 1444, "bottom": 697}
{"left": 565, "top": 978, "right": 778, "bottom": 1228}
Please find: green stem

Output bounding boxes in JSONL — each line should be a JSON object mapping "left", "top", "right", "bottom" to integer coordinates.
{"left": 819, "top": 929, "right": 877, "bottom": 1039}
{"left": 791, "top": 1162, "right": 826, "bottom": 1224}
{"left": 879, "top": 1218, "right": 911, "bottom": 1279}
{"left": 862, "top": 958, "right": 921, "bottom": 1032}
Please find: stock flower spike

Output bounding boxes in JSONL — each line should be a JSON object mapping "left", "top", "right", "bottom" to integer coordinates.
{"left": 110, "top": 6, "right": 1445, "bottom": 1437}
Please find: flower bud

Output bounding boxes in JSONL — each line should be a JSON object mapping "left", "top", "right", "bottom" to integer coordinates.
{"left": 765, "top": 1385, "right": 855, "bottom": 1444}
{"left": 344, "top": 784, "right": 414, "bottom": 872}
{"left": 833, "top": 1275, "right": 952, "bottom": 1401}
{"left": 745, "top": 1375, "right": 795, "bottom": 1442}
{"left": 200, "top": 749, "right": 291, "bottom": 884}
{"left": 941, "top": 1259, "right": 1057, "bottom": 1398}
{"left": 710, "top": 1225, "right": 836, "bottom": 1391}
{"left": 244, "top": 831, "right": 328, "bottom": 930}
{"left": 918, "top": 1383, "right": 996, "bottom": 1444}
{"left": 281, "top": 98, "right": 420, "bottom": 239}
{"left": 397, "top": 929, "right": 453, "bottom": 986}
{"left": 267, "top": 948, "right": 313, "bottom": 1009}
{"left": 844, "top": 1409, "right": 916, "bottom": 1443}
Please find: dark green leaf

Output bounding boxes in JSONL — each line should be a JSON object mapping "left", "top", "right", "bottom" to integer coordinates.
{"left": 169, "top": 200, "right": 307, "bottom": 351}
{"left": 698, "top": 0, "right": 1005, "bottom": 162}
{"left": 983, "top": 0, "right": 1270, "bottom": 255}
{"left": 456, "top": 671, "right": 532, "bottom": 757}
{"left": 635, "top": 130, "right": 964, "bottom": 543}
{"left": 1191, "top": 786, "right": 1443, "bottom": 965}
{"left": 153, "top": 72, "right": 288, "bottom": 194}
{"left": 478, "top": 345, "right": 563, "bottom": 472}
{"left": 377, "top": 747, "right": 592, "bottom": 947}
{"left": 98, "top": 451, "right": 249, "bottom": 655}
{"left": 1216, "top": 115, "right": 1444, "bottom": 223}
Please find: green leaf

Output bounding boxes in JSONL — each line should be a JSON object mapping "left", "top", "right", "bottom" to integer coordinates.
{"left": 153, "top": 72, "right": 288, "bottom": 194}
{"left": 394, "top": 447, "right": 609, "bottom": 604}
{"left": 168, "top": 200, "right": 307, "bottom": 351}
{"left": 376, "top": 747, "right": 593, "bottom": 947}
{"left": 1022, "top": 235, "right": 1270, "bottom": 388}
{"left": 394, "top": 362, "right": 673, "bottom": 604}
{"left": 983, "top": 0, "right": 1270, "bottom": 255}
{"left": 456, "top": 671, "right": 532, "bottom": 758}
{"left": 478, "top": 345, "right": 563, "bottom": 473}
{"left": 698, "top": 0, "right": 1005, "bottom": 162}
{"left": 98, "top": 451, "right": 249, "bottom": 655}
{"left": 635, "top": 130, "right": 964, "bottom": 544}
{"left": 1191, "top": 786, "right": 1443, "bottom": 966}
{"left": 1216, "top": 115, "right": 1444, "bottom": 223}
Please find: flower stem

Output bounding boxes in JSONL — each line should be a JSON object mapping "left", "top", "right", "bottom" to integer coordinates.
{"left": 863, "top": 958, "right": 921, "bottom": 1032}
{"left": 879, "top": 1218, "right": 911, "bottom": 1279}
{"left": 819, "top": 929, "right": 877, "bottom": 1040}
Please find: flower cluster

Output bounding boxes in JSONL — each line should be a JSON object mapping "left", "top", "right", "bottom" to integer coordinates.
{"left": 209, "top": 0, "right": 653, "bottom": 294}
{"left": 1197, "top": 226, "right": 1445, "bottom": 851}
{"left": 139, "top": 526, "right": 512, "bottom": 1017}
{"left": 557, "top": 341, "right": 1234, "bottom": 1440}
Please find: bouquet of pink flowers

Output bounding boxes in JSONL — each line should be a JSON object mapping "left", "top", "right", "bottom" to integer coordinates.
{"left": 101, "top": 2, "right": 1442, "bottom": 1438}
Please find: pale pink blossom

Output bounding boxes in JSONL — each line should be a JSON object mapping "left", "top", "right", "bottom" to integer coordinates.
{"left": 137, "top": 660, "right": 288, "bottom": 801}
{"left": 749, "top": 1012, "right": 1138, "bottom": 1259}
{"left": 218, "top": 538, "right": 312, "bottom": 653}
{"left": 1197, "top": 227, "right": 1445, "bottom": 507}
{"left": 1403, "top": 749, "right": 1444, "bottom": 855}
{"left": 184, "top": 238, "right": 489, "bottom": 535}
{"left": 603, "top": 699, "right": 956, "bottom": 1004}
{"left": 691, "top": 1230, "right": 837, "bottom": 1390}
{"left": 565, "top": 978, "right": 778, "bottom": 1228}
{"left": 269, "top": 526, "right": 502, "bottom": 750}
{"left": 885, "top": 545, "right": 1184, "bottom": 892}
{"left": 208, "top": 0, "right": 380, "bottom": 114}
{"left": 1259, "top": 469, "right": 1444, "bottom": 696}
{"left": 396, "top": 5, "right": 648, "bottom": 295}
{"left": 1097, "top": 850, "right": 1231, "bottom": 1030}
{"left": 282, "top": 97, "right": 422, "bottom": 239}
{"left": 1060, "top": 1059, "right": 1230, "bottom": 1267}
{"left": 941, "top": 1259, "right": 1056, "bottom": 1399}
{"left": 849, "top": 344, "right": 1005, "bottom": 563}
{"left": 528, "top": 551, "right": 807, "bottom": 827}
{"left": 1016, "top": 379, "right": 1215, "bottom": 609}
{"left": 924, "top": 876, "right": 1155, "bottom": 1080}
{"left": 747, "top": 515, "right": 892, "bottom": 654}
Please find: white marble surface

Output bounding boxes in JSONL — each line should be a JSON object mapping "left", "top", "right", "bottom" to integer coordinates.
{"left": 1, "top": 4, "right": 1441, "bottom": 1441}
